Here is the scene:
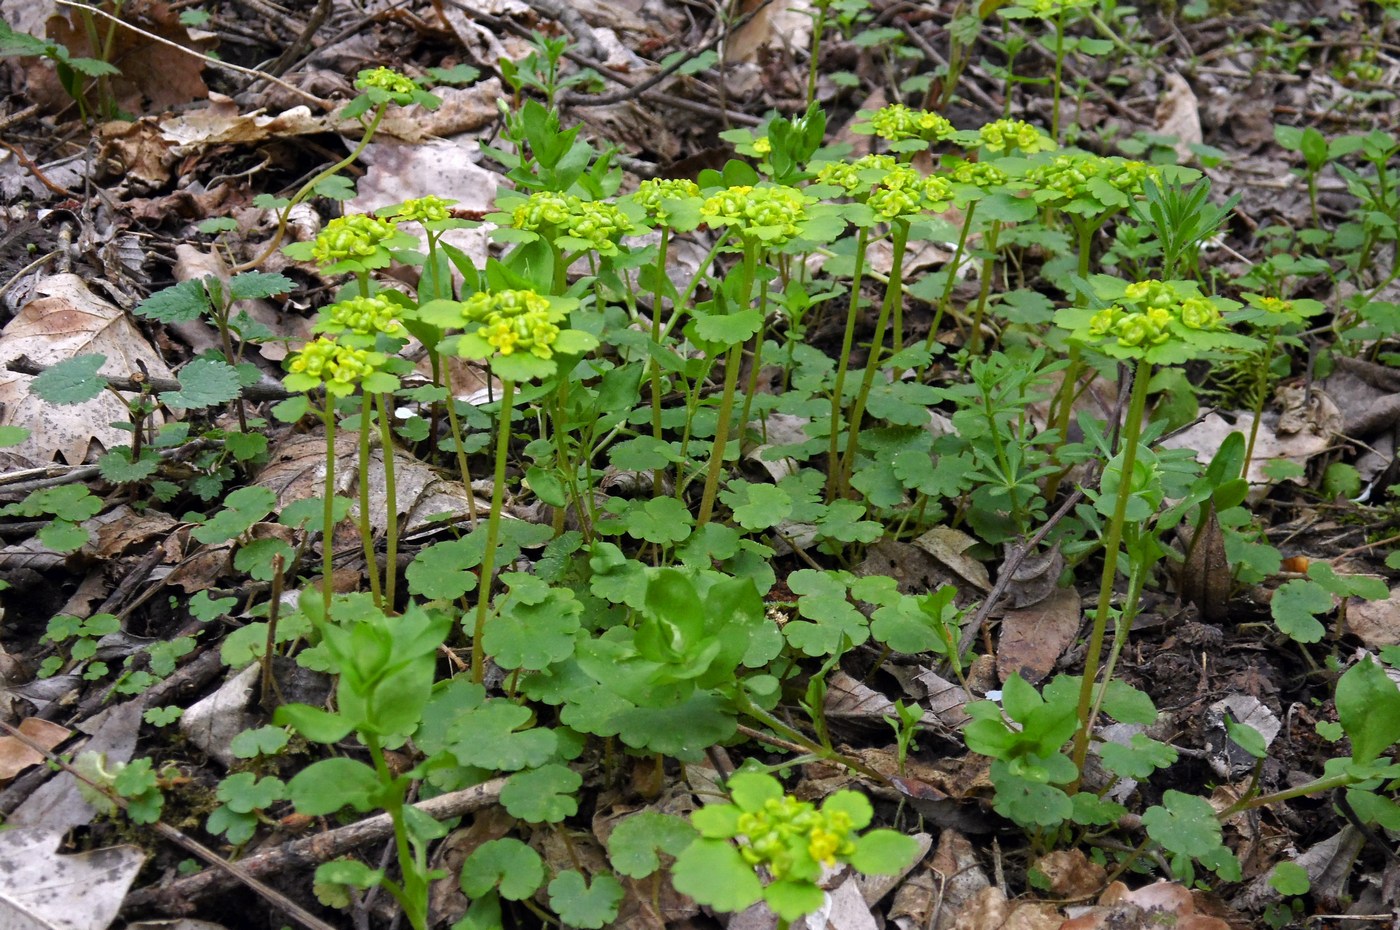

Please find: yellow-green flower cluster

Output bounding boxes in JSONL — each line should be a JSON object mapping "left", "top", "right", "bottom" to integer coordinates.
{"left": 815, "top": 154, "right": 899, "bottom": 195}
{"left": 1014, "top": 0, "right": 1094, "bottom": 16}
{"left": 286, "top": 337, "right": 384, "bottom": 393}
{"left": 977, "top": 119, "right": 1055, "bottom": 154}
{"left": 633, "top": 178, "right": 701, "bottom": 223}
{"left": 321, "top": 295, "right": 403, "bottom": 337}
{"left": 752, "top": 137, "right": 772, "bottom": 155}
{"left": 1029, "top": 154, "right": 1156, "bottom": 202}
{"left": 945, "top": 158, "right": 1009, "bottom": 190}
{"left": 310, "top": 214, "right": 401, "bottom": 267}
{"left": 866, "top": 165, "right": 954, "bottom": 219}
{"left": 734, "top": 794, "right": 857, "bottom": 877}
{"left": 354, "top": 66, "right": 420, "bottom": 98}
{"left": 867, "top": 103, "right": 955, "bottom": 142}
{"left": 388, "top": 195, "right": 455, "bottom": 224}
{"left": 701, "top": 184, "right": 810, "bottom": 244}
{"left": 1087, "top": 280, "right": 1222, "bottom": 349}
{"left": 463, "top": 289, "right": 561, "bottom": 359}
{"left": 510, "top": 191, "right": 633, "bottom": 255}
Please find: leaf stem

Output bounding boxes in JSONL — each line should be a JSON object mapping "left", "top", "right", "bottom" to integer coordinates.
{"left": 471, "top": 379, "right": 515, "bottom": 684}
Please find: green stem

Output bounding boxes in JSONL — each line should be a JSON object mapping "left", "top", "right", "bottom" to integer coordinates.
{"left": 737, "top": 274, "right": 770, "bottom": 444}
{"left": 439, "top": 353, "right": 479, "bottom": 523}
{"left": 1243, "top": 331, "right": 1277, "bottom": 473}
{"left": 1070, "top": 357, "right": 1152, "bottom": 775}
{"left": 321, "top": 402, "right": 337, "bottom": 613}
{"left": 1051, "top": 12, "right": 1065, "bottom": 143}
{"left": 375, "top": 392, "right": 399, "bottom": 609}
{"left": 471, "top": 379, "right": 515, "bottom": 684}
{"left": 233, "top": 102, "right": 389, "bottom": 274}
{"left": 734, "top": 688, "right": 889, "bottom": 786}
{"left": 1219, "top": 771, "right": 1357, "bottom": 817}
{"left": 366, "top": 735, "right": 428, "bottom": 930}
{"left": 649, "top": 226, "right": 671, "bottom": 498}
{"left": 827, "top": 226, "right": 870, "bottom": 501}
{"left": 839, "top": 220, "right": 909, "bottom": 496}
{"left": 920, "top": 202, "right": 977, "bottom": 369}
{"left": 696, "top": 243, "right": 758, "bottom": 526}
{"left": 806, "top": 4, "right": 827, "bottom": 109}
{"left": 965, "top": 219, "right": 1002, "bottom": 358}
{"left": 358, "top": 393, "right": 382, "bottom": 608}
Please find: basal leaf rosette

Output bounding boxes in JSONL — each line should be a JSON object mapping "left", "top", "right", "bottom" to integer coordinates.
{"left": 628, "top": 178, "right": 703, "bottom": 230}
{"left": 672, "top": 772, "right": 918, "bottom": 923}
{"left": 493, "top": 190, "right": 638, "bottom": 257}
{"left": 283, "top": 213, "right": 418, "bottom": 275}
{"left": 1055, "top": 277, "right": 1258, "bottom": 364}
{"left": 435, "top": 289, "right": 599, "bottom": 382}
{"left": 284, "top": 337, "right": 399, "bottom": 397}
{"left": 1028, "top": 153, "right": 1160, "bottom": 217}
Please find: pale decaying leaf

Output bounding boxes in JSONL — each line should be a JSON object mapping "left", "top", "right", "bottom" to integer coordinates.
{"left": 1160, "top": 401, "right": 1338, "bottom": 487}
{"left": 0, "top": 274, "right": 173, "bottom": 464}
{"left": 1346, "top": 584, "right": 1400, "bottom": 648}
{"left": 995, "top": 586, "right": 1082, "bottom": 684}
{"left": 1154, "top": 72, "right": 1203, "bottom": 164}
{"left": 1031, "top": 849, "right": 1108, "bottom": 899}
{"left": 180, "top": 663, "right": 259, "bottom": 768}
{"left": 1062, "top": 881, "right": 1231, "bottom": 930}
{"left": 1205, "top": 695, "right": 1279, "bottom": 779}
{"left": 0, "top": 718, "right": 70, "bottom": 781}
{"left": 0, "top": 828, "right": 145, "bottom": 930}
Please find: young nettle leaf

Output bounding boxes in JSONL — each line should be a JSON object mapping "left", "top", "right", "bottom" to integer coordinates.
{"left": 98, "top": 447, "right": 159, "bottom": 484}
{"left": 31, "top": 354, "right": 108, "bottom": 405}
{"left": 159, "top": 357, "right": 241, "bottom": 410}
{"left": 135, "top": 279, "right": 211, "bottom": 323}
{"left": 547, "top": 870, "right": 624, "bottom": 930}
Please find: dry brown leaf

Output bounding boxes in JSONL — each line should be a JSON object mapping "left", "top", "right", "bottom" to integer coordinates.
{"left": 1031, "top": 849, "right": 1106, "bottom": 898}
{"left": 1000, "top": 543, "right": 1064, "bottom": 610}
{"left": 0, "top": 718, "right": 71, "bottom": 780}
{"left": 911, "top": 527, "right": 992, "bottom": 592}
{"left": 0, "top": 274, "right": 173, "bottom": 464}
{"left": 33, "top": 0, "right": 208, "bottom": 116}
{"left": 996, "top": 586, "right": 1081, "bottom": 684}
{"left": 1175, "top": 507, "right": 1231, "bottom": 622}
{"left": 97, "top": 119, "right": 176, "bottom": 189}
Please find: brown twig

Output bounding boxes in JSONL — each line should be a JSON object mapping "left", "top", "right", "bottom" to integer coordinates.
{"left": 122, "top": 778, "right": 508, "bottom": 915}
{"left": 4, "top": 355, "right": 295, "bottom": 402}
{"left": 0, "top": 720, "right": 341, "bottom": 930}
{"left": 0, "top": 140, "right": 78, "bottom": 198}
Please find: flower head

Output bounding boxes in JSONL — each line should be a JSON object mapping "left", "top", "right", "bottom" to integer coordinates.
{"left": 733, "top": 794, "right": 858, "bottom": 879}
{"left": 976, "top": 119, "right": 1056, "bottom": 155}
{"left": 285, "top": 337, "right": 390, "bottom": 396}
{"left": 864, "top": 104, "right": 955, "bottom": 143}
{"left": 305, "top": 213, "right": 404, "bottom": 270}
{"left": 700, "top": 184, "right": 812, "bottom": 244}
{"left": 441, "top": 289, "right": 599, "bottom": 381}
{"left": 1029, "top": 153, "right": 1158, "bottom": 213}
{"left": 317, "top": 295, "right": 404, "bottom": 340}
{"left": 1056, "top": 277, "right": 1246, "bottom": 361}
{"left": 354, "top": 67, "right": 422, "bottom": 103}
{"left": 632, "top": 178, "right": 702, "bottom": 226}
{"left": 385, "top": 195, "right": 456, "bottom": 224}
{"left": 814, "top": 154, "right": 900, "bottom": 195}
{"left": 509, "top": 191, "right": 633, "bottom": 255}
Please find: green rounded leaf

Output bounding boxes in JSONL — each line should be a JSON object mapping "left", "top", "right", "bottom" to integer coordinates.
{"left": 461, "top": 837, "right": 544, "bottom": 900}
{"left": 671, "top": 837, "right": 762, "bottom": 914}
